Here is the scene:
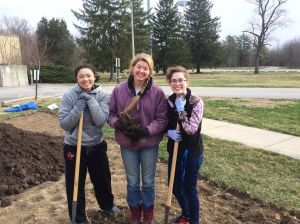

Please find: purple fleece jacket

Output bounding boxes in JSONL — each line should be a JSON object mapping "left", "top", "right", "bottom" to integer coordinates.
{"left": 108, "top": 81, "right": 168, "bottom": 150}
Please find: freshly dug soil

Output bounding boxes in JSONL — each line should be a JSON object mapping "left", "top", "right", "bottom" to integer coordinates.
{"left": 0, "top": 112, "right": 299, "bottom": 224}
{"left": 0, "top": 123, "right": 64, "bottom": 200}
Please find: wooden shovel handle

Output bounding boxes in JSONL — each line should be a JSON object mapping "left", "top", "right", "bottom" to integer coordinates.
{"left": 72, "top": 113, "right": 84, "bottom": 201}
{"left": 166, "top": 122, "right": 180, "bottom": 207}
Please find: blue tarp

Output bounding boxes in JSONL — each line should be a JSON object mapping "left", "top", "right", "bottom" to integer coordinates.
{"left": 3, "top": 101, "right": 38, "bottom": 112}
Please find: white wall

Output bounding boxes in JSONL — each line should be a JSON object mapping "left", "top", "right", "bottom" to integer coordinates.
{"left": 0, "top": 65, "right": 28, "bottom": 87}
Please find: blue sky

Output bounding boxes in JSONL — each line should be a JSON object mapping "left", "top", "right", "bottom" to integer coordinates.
{"left": 0, "top": 0, "right": 299, "bottom": 47}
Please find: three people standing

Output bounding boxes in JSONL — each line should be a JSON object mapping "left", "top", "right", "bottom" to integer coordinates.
{"left": 59, "top": 57, "right": 204, "bottom": 224}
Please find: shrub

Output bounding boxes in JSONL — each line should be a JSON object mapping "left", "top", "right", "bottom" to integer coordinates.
{"left": 39, "top": 64, "right": 75, "bottom": 83}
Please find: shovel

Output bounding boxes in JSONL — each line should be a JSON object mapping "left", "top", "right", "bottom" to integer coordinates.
{"left": 72, "top": 113, "right": 84, "bottom": 224}
{"left": 164, "top": 122, "right": 180, "bottom": 224}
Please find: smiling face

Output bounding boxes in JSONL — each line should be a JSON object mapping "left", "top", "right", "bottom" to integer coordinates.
{"left": 170, "top": 72, "right": 188, "bottom": 96}
{"left": 76, "top": 68, "right": 96, "bottom": 92}
{"left": 132, "top": 60, "right": 151, "bottom": 84}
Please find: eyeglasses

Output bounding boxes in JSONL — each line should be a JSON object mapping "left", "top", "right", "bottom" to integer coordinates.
{"left": 170, "top": 79, "right": 187, "bottom": 84}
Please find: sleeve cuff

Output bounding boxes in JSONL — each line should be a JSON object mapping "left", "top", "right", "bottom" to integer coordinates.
{"left": 178, "top": 111, "right": 188, "bottom": 122}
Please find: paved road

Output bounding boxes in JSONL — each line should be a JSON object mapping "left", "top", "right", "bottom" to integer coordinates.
{"left": 1, "top": 84, "right": 300, "bottom": 104}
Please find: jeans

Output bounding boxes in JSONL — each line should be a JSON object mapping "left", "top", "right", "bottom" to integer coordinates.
{"left": 121, "top": 146, "right": 158, "bottom": 208}
{"left": 168, "top": 151, "right": 204, "bottom": 224}
{"left": 64, "top": 140, "right": 114, "bottom": 223}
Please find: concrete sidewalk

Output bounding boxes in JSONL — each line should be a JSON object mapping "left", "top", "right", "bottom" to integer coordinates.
{"left": 202, "top": 118, "right": 300, "bottom": 160}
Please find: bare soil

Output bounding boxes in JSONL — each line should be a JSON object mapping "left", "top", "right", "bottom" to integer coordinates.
{"left": 0, "top": 112, "right": 299, "bottom": 224}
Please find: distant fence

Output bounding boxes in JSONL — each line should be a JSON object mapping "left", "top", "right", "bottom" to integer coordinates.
{"left": 0, "top": 65, "right": 28, "bottom": 87}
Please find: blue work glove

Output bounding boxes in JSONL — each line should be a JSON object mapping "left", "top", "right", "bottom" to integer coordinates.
{"left": 75, "top": 98, "right": 86, "bottom": 112}
{"left": 175, "top": 96, "right": 186, "bottom": 112}
{"left": 79, "top": 92, "right": 93, "bottom": 101}
{"left": 167, "top": 129, "right": 182, "bottom": 141}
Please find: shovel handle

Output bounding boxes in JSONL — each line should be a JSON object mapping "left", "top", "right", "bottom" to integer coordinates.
{"left": 166, "top": 122, "right": 180, "bottom": 207}
{"left": 72, "top": 113, "right": 84, "bottom": 223}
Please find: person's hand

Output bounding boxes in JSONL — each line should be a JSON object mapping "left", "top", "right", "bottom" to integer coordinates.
{"left": 80, "top": 92, "right": 93, "bottom": 101}
{"left": 125, "top": 127, "right": 149, "bottom": 142}
{"left": 114, "top": 120, "right": 127, "bottom": 131}
{"left": 167, "top": 129, "right": 182, "bottom": 141}
{"left": 175, "top": 96, "right": 186, "bottom": 112}
{"left": 75, "top": 98, "right": 86, "bottom": 112}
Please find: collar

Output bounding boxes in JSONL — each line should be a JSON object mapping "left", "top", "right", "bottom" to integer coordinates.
{"left": 127, "top": 75, "right": 153, "bottom": 97}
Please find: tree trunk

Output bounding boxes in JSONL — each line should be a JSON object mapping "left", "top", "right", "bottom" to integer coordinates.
{"left": 109, "top": 64, "right": 114, "bottom": 81}
{"left": 196, "top": 64, "right": 200, "bottom": 73}
{"left": 254, "top": 50, "right": 260, "bottom": 74}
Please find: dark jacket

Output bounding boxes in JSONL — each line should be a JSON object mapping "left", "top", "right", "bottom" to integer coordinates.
{"left": 167, "top": 88, "right": 204, "bottom": 157}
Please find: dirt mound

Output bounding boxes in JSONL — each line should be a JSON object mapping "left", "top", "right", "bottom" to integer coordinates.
{"left": 0, "top": 112, "right": 299, "bottom": 223}
{"left": 0, "top": 123, "right": 64, "bottom": 205}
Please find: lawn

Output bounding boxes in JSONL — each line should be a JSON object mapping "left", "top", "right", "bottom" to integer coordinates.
{"left": 203, "top": 98, "right": 300, "bottom": 136}
{"left": 99, "top": 71, "right": 300, "bottom": 88}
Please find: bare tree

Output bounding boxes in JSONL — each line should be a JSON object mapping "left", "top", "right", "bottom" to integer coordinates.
{"left": 244, "top": 0, "right": 288, "bottom": 73}
{"left": 0, "top": 34, "right": 22, "bottom": 64}
{"left": 0, "top": 16, "right": 50, "bottom": 70}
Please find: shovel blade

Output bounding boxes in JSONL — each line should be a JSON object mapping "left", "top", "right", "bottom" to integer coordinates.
{"left": 164, "top": 205, "right": 170, "bottom": 224}
{"left": 72, "top": 201, "right": 77, "bottom": 224}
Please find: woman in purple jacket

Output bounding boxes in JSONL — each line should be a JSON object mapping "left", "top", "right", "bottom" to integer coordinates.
{"left": 108, "top": 53, "right": 168, "bottom": 224}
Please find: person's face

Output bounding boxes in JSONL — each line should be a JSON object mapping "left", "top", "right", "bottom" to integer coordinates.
{"left": 132, "top": 60, "right": 151, "bottom": 83}
{"left": 170, "top": 72, "right": 188, "bottom": 96}
{"left": 76, "top": 68, "right": 95, "bottom": 92}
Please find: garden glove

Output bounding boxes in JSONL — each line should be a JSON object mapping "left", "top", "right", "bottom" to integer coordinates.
{"left": 75, "top": 98, "right": 86, "bottom": 112}
{"left": 125, "top": 126, "right": 150, "bottom": 142}
{"left": 175, "top": 96, "right": 186, "bottom": 112}
{"left": 167, "top": 129, "right": 182, "bottom": 141}
{"left": 80, "top": 91, "right": 93, "bottom": 101}
{"left": 114, "top": 120, "right": 127, "bottom": 132}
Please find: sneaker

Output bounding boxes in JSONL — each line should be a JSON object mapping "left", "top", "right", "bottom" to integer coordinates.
{"left": 102, "top": 205, "right": 121, "bottom": 214}
{"left": 170, "top": 215, "right": 189, "bottom": 224}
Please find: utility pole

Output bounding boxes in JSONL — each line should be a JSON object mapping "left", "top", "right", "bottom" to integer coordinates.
{"left": 131, "top": 0, "right": 135, "bottom": 57}
{"left": 147, "top": 0, "right": 152, "bottom": 55}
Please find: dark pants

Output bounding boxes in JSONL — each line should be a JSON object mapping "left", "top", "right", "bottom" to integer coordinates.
{"left": 168, "top": 151, "right": 204, "bottom": 224}
{"left": 64, "top": 140, "right": 114, "bottom": 223}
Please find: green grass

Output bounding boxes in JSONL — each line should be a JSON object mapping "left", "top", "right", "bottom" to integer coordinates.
{"left": 98, "top": 71, "right": 300, "bottom": 88}
{"left": 153, "top": 72, "right": 300, "bottom": 87}
{"left": 204, "top": 98, "right": 300, "bottom": 136}
{"left": 158, "top": 135, "right": 300, "bottom": 212}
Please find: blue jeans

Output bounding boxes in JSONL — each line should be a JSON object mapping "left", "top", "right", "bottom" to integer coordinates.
{"left": 121, "top": 146, "right": 158, "bottom": 208}
{"left": 168, "top": 151, "right": 204, "bottom": 224}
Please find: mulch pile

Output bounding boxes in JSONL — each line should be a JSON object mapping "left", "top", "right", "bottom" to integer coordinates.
{"left": 0, "top": 123, "right": 64, "bottom": 207}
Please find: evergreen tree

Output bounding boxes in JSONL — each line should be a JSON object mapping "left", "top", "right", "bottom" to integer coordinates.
{"left": 184, "top": 0, "right": 221, "bottom": 72}
{"left": 72, "top": 0, "right": 126, "bottom": 76}
{"left": 72, "top": 0, "right": 150, "bottom": 79}
{"left": 132, "top": 0, "right": 152, "bottom": 55}
{"left": 36, "top": 17, "right": 75, "bottom": 66}
{"left": 236, "top": 34, "right": 252, "bottom": 67}
{"left": 116, "top": 0, "right": 151, "bottom": 70}
{"left": 152, "top": 0, "right": 191, "bottom": 73}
